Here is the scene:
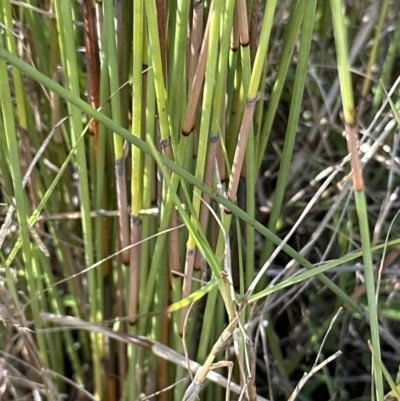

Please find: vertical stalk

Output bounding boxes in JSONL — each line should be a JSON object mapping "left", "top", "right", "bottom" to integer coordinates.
{"left": 54, "top": 0, "right": 101, "bottom": 397}
{"left": 258, "top": 0, "right": 305, "bottom": 266}
{"left": 256, "top": 0, "right": 304, "bottom": 172}
{"left": 129, "top": 0, "right": 144, "bottom": 327}
{"left": 103, "top": 0, "right": 130, "bottom": 265}
{"left": 358, "top": 0, "right": 389, "bottom": 117}
{"left": 180, "top": 0, "right": 223, "bottom": 331}
{"left": 331, "top": 0, "right": 383, "bottom": 399}
{"left": 0, "top": 23, "right": 54, "bottom": 399}
{"left": 83, "top": 0, "right": 100, "bottom": 145}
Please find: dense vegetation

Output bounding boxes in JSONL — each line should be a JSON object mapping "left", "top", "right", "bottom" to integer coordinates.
{"left": 1, "top": 1, "right": 400, "bottom": 400}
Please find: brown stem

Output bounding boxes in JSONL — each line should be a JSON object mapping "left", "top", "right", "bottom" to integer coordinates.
{"left": 83, "top": 0, "right": 100, "bottom": 146}
{"left": 249, "top": 0, "right": 259, "bottom": 64}
{"left": 182, "top": 13, "right": 211, "bottom": 135}
{"left": 179, "top": 248, "right": 195, "bottom": 335}
{"left": 156, "top": 0, "right": 167, "bottom": 80}
{"left": 230, "top": 2, "right": 240, "bottom": 51}
{"left": 227, "top": 95, "right": 259, "bottom": 203}
{"left": 237, "top": 0, "right": 249, "bottom": 46}
{"left": 129, "top": 215, "right": 142, "bottom": 324}
{"left": 345, "top": 120, "right": 363, "bottom": 192}
{"left": 115, "top": 158, "right": 130, "bottom": 264}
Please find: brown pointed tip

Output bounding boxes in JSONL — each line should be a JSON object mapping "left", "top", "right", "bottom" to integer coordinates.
{"left": 182, "top": 128, "right": 193, "bottom": 137}
{"left": 240, "top": 41, "right": 250, "bottom": 47}
{"left": 122, "top": 252, "right": 130, "bottom": 265}
{"left": 224, "top": 207, "right": 232, "bottom": 215}
{"left": 171, "top": 270, "right": 181, "bottom": 277}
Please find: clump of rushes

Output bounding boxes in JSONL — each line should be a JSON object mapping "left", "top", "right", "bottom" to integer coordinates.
{"left": 1, "top": 1, "right": 400, "bottom": 401}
